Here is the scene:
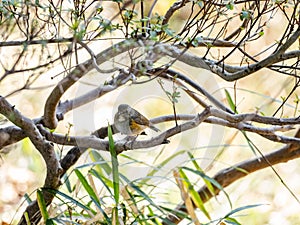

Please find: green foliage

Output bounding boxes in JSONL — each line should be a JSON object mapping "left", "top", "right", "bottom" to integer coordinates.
{"left": 225, "top": 89, "right": 238, "bottom": 114}
{"left": 220, "top": 204, "right": 265, "bottom": 225}
{"left": 37, "top": 189, "right": 55, "bottom": 225}
{"left": 226, "top": 1, "right": 235, "bottom": 10}
{"left": 108, "top": 124, "right": 120, "bottom": 224}
{"left": 259, "top": 30, "right": 264, "bottom": 37}
{"left": 46, "top": 188, "right": 93, "bottom": 213}
{"left": 187, "top": 152, "right": 215, "bottom": 197}
{"left": 181, "top": 166, "right": 232, "bottom": 208}
{"left": 4, "top": 1, "right": 297, "bottom": 224}
{"left": 29, "top": 145, "right": 267, "bottom": 224}
{"left": 178, "top": 167, "right": 211, "bottom": 219}
{"left": 75, "top": 169, "right": 101, "bottom": 205}
{"left": 239, "top": 9, "right": 251, "bottom": 21}
{"left": 194, "top": 0, "right": 204, "bottom": 8}
{"left": 225, "top": 89, "right": 259, "bottom": 157}
{"left": 123, "top": 9, "right": 137, "bottom": 24}
{"left": 190, "top": 36, "right": 203, "bottom": 47}
{"left": 158, "top": 78, "right": 181, "bottom": 105}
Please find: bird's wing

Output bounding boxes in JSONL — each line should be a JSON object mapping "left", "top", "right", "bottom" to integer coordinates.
{"left": 131, "top": 109, "right": 150, "bottom": 126}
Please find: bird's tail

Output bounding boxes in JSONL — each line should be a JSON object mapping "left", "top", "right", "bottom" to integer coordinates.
{"left": 149, "top": 124, "right": 160, "bottom": 132}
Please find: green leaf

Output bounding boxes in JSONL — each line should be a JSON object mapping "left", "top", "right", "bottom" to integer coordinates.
{"left": 121, "top": 175, "right": 164, "bottom": 214}
{"left": 178, "top": 168, "right": 211, "bottom": 220}
{"left": 240, "top": 10, "right": 250, "bottom": 21}
{"left": 45, "top": 188, "right": 93, "bottom": 213}
{"left": 149, "top": 30, "right": 158, "bottom": 40}
{"left": 74, "top": 169, "right": 100, "bottom": 205}
{"left": 140, "top": 17, "right": 150, "bottom": 22}
{"left": 96, "top": 6, "right": 103, "bottom": 14}
{"left": 182, "top": 166, "right": 232, "bottom": 208}
{"left": 173, "top": 91, "right": 181, "bottom": 98}
{"left": 225, "top": 89, "right": 238, "bottom": 113}
{"left": 37, "top": 189, "right": 49, "bottom": 221}
{"left": 108, "top": 124, "right": 120, "bottom": 224}
{"left": 187, "top": 152, "right": 215, "bottom": 195}
{"left": 259, "top": 30, "right": 264, "bottom": 37}
{"left": 224, "top": 217, "right": 241, "bottom": 225}
{"left": 119, "top": 149, "right": 186, "bottom": 186}
{"left": 224, "top": 204, "right": 265, "bottom": 218}
{"left": 242, "top": 131, "right": 258, "bottom": 157}
{"left": 146, "top": 149, "right": 186, "bottom": 179}
{"left": 220, "top": 204, "right": 265, "bottom": 224}
{"left": 45, "top": 219, "right": 54, "bottom": 225}
{"left": 226, "top": 2, "right": 234, "bottom": 10}
{"left": 163, "top": 27, "right": 175, "bottom": 37}
{"left": 90, "top": 168, "right": 114, "bottom": 194}
{"left": 122, "top": 187, "right": 147, "bottom": 223}
{"left": 89, "top": 150, "right": 112, "bottom": 175}
{"left": 23, "top": 193, "right": 32, "bottom": 204}
{"left": 24, "top": 212, "right": 31, "bottom": 225}
{"left": 61, "top": 173, "right": 72, "bottom": 193}
{"left": 108, "top": 124, "right": 120, "bottom": 203}
{"left": 195, "top": 0, "right": 204, "bottom": 8}
{"left": 147, "top": 205, "right": 162, "bottom": 224}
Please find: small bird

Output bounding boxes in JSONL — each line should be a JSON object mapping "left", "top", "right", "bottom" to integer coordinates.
{"left": 114, "top": 104, "right": 160, "bottom": 135}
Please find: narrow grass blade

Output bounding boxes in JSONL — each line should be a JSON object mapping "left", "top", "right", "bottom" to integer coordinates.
{"left": 174, "top": 169, "right": 201, "bottom": 225}
{"left": 45, "top": 188, "right": 92, "bottom": 213}
{"left": 178, "top": 168, "right": 211, "bottom": 220}
{"left": 74, "top": 169, "right": 100, "bottom": 205}
{"left": 89, "top": 149, "right": 112, "bottom": 175}
{"left": 108, "top": 124, "right": 120, "bottom": 224}
{"left": 187, "top": 151, "right": 215, "bottom": 196}
{"left": 37, "top": 189, "right": 49, "bottom": 222}
{"left": 225, "top": 89, "right": 238, "bottom": 113}
{"left": 182, "top": 166, "right": 232, "bottom": 208}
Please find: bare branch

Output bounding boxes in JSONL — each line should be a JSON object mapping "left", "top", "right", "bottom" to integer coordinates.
{"left": 37, "top": 107, "right": 300, "bottom": 154}
{"left": 0, "top": 96, "right": 63, "bottom": 224}
{"left": 0, "top": 127, "right": 26, "bottom": 149}
{"left": 43, "top": 39, "right": 142, "bottom": 129}
{"left": 162, "top": 0, "right": 189, "bottom": 26}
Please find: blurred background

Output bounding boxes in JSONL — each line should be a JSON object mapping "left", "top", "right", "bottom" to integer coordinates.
{"left": 0, "top": 1, "right": 300, "bottom": 224}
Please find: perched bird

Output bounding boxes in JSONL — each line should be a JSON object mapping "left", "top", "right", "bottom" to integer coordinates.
{"left": 114, "top": 104, "right": 160, "bottom": 135}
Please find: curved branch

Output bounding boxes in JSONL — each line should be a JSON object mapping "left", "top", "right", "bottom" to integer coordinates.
{"left": 153, "top": 114, "right": 300, "bottom": 145}
{"left": 0, "top": 97, "right": 63, "bottom": 225}
{"left": 43, "top": 39, "right": 142, "bottom": 129}
{"left": 0, "top": 127, "right": 26, "bottom": 149}
{"left": 161, "top": 69, "right": 234, "bottom": 113}
{"left": 37, "top": 107, "right": 300, "bottom": 153}
{"left": 130, "top": 23, "right": 299, "bottom": 82}
{"left": 40, "top": 29, "right": 300, "bottom": 130}
{"left": 56, "top": 70, "right": 132, "bottom": 116}
{"left": 211, "top": 25, "right": 300, "bottom": 81}
{"left": 38, "top": 107, "right": 211, "bottom": 153}
{"left": 162, "top": 0, "right": 189, "bottom": 26}
{"left": 163, "top": 129, "right": 300, "bottom": 224}
{"left": 209, "top": 108, "right": 300, "bottom": 125}
{"left": 152, "top": 39, "right": 300, "bottom": 81}
{"left": 12, "top": 108, "right": 210, "bottom": 225}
